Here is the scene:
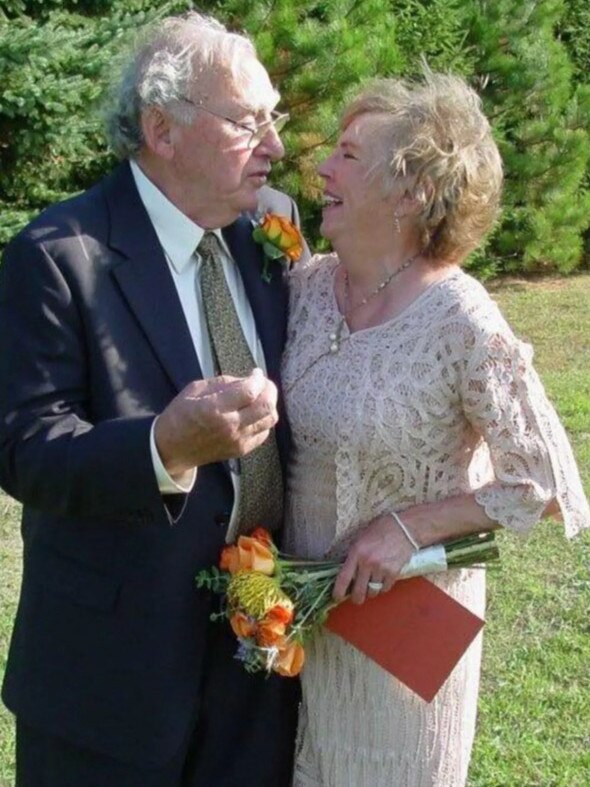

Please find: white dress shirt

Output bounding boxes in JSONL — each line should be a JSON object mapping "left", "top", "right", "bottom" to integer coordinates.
{"left": 130, "top": 160, "right": 267, "bottom": 528}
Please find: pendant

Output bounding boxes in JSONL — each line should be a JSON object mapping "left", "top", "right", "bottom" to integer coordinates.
{"left": 329, "top": 320, "right": 344, "bottom": 353}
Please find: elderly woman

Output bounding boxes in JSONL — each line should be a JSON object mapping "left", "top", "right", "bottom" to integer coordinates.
{"left": 281, "top": 73, "right": 589, "bottom": 787}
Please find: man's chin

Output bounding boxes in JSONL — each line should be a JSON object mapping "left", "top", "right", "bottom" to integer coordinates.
{"left": 237, "top": 191, "right": 263, "bottom": 215}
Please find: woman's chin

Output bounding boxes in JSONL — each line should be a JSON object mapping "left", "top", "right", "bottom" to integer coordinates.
{"left": 319, "top": 217, "right": 342, "bottom": 245}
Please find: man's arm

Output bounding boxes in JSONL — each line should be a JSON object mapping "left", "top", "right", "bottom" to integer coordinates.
{"left": 0, "top": 233, "right": 279, "bottom": 521}
{"left": 0, "top": 234, "right": 162, "bottom": 519}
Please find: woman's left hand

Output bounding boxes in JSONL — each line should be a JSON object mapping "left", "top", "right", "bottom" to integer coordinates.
{"left": 332, "top": 514, "right": 418, "bottom": 605}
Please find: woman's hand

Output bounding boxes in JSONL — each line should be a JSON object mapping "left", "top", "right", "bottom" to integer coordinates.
{"left": 332, "top": 494, "right": 501, "bottom": 605}
{"left": 332, "top": 514, "right": 417, "bottom": 605}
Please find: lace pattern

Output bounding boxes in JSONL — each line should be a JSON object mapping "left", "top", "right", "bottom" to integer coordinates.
{"left": 282, "top": 254, "right": 589, "bottom": 786}
{"left": 283, "top": 253, "right": 589, "bottom": 549}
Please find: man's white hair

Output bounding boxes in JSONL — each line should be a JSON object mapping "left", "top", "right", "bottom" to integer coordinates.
{"left": 105, "top": 12, "right": 262, "bottom": 159}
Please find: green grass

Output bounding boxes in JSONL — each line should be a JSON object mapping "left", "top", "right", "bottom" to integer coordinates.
{"left": 0, "top": 275, "right": 589, "bottom": 784}
{"left": 469, "top": 275, "right": 590, "bottom": 787}
{"left": 0, "top": 494, "right": 21, "bottom": 783}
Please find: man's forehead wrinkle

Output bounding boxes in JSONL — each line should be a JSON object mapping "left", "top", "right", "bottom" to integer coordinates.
{"left": 188, "top": 60, "right": 278, "bottom": 118}
{"left": 235, "top": 58, "right": 280, "bottom": 110}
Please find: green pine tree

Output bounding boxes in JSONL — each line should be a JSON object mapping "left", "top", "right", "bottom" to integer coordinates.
{"left": 558, "top": 0, "right": 590, "bottom": 262}
{"left": 0, "top": 1, "right": 188, "bottom": 244}
{"left": 559, "top": 0, "right": 590, "bottom": 80}
{"left": 463, "top": 0, "right": 590, "bottom": 274}
{"left": 1, "top": 0, "right": 589, "bottom": 272}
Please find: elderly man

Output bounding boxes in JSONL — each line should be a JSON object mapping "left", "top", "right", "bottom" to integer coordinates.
{"left": 0, "top": 12, "right": 305, "bottom": 786}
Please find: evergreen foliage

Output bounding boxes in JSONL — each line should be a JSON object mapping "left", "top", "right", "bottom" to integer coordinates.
{"left": 463, "top": 0, "right": 590, "bottom": 275}
{"left": 1, "top": 0, "right": 589, "bottom": 274}
{"left": 558, "top": 0, "right": 590, "bottom": 260}
{"left": 0, "top": 1, "right": 181, "bottom": 242}
{"left": 559, "top": 0, "right": 590, "bottom": 80}
{"left": 389, "top": 0, "right": 474, "bottom": 76}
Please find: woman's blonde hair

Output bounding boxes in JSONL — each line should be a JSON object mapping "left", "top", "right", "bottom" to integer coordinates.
{"left": 342, "top": 72, "right": 503, "bottom": 263}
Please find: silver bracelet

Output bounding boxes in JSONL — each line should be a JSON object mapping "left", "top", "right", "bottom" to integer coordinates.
{"left": 390, "top": 510, "right": 420, "bottom": 552}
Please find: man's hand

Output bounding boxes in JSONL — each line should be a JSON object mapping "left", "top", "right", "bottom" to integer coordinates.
{"left": 154, "top": 368, "right": 278, "bottom": 477}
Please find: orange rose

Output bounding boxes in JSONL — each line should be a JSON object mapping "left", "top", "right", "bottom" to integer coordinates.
{"left": 274, "top": 640, "right": 305, "bottom": 677}
{"left": 265, "top": 603, "right": 294, "bottom": 625}
{"left": 229, "top": 611, "right": 257, "bottom": 639}
{"left": 257, "top": 603, "right": 294, "bottom": 647}
{"left": 236, "top": 535, "right": 275, "bottom": 575}
{"left": 220, "top": 537, "right": 275, "bottom": 575}
{"left": 260, "top": 213, "right": 304, "bottom": 262}
{"left": 257, "top": 617, "right": 287, "bottom": 647}
{"left": 219, "top": 544, "right": 240, "bottom": 573}
{"left": 249, "top": 526, "right": 273, "bottom": 547}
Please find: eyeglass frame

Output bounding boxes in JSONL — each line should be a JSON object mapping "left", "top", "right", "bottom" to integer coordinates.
{"left": 179, "top": 97, "right": 289, "bottom": 148}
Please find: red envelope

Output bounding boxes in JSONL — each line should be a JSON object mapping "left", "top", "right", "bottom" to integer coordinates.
{"left": 326, "top": 576, "right": 484, "bottom": 702}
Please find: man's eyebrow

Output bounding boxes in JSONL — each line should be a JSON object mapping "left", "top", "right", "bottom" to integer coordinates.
{"left": 238, "top": 101, "right": 258, "bottom": 114}
{"left": 232, "top": 102, "right": 270, "bottom": 119}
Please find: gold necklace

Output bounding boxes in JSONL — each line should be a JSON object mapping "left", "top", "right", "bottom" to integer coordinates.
{"left": 328, "top": 252, "right": 419, "bottom": 353}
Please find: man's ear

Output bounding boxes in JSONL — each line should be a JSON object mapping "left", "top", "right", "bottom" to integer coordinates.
{"left": 141, "top": 107, "right": 175, "bottom": 161}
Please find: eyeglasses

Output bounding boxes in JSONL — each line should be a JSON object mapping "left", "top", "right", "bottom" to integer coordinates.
{"left": 180, "top": 98, "right": 289, "bottom": 148}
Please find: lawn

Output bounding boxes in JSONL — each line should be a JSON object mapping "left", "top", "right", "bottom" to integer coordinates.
{"left": 1, "top": 274, "right": 589, "bottom": 784}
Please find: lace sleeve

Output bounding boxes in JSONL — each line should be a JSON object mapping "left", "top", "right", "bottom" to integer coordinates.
{"left": 459, "top": 319, "right": 590, "bottom": 538}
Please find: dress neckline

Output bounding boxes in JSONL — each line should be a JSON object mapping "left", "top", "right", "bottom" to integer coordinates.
{"left": 327, "top": 258, "right": 462, "bottom": 341}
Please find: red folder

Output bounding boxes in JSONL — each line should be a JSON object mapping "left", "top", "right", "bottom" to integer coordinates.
{"left": 326, "top": 576, "right": 484, "bottom": 702}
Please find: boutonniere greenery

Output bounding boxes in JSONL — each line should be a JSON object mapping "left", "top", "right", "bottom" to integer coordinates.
{"left": 252, "top": 212, "right": 304, "bottom": 283}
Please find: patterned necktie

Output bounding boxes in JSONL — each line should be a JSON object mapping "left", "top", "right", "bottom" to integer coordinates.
{"left": 198, "top": 231, "right": 284, "bottom": 539}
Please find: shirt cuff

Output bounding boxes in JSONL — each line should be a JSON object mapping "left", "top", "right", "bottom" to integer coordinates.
{"left": 150, "top": 417, "right": 196, "bottom": 494}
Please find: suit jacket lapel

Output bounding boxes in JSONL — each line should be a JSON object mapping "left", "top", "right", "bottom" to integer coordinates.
{"left": 103, "top": 164, "right": 290, "bottom": 469}
{"left": 104, "top": 163, "right": 203, "bottom": 393}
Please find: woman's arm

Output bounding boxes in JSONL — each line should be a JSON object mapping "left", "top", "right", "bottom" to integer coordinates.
{"left": 335, "top": 315, "right": 588, "bottom": 604}
{"left": 332, "top": 493, "right": 498, "bottom": 604}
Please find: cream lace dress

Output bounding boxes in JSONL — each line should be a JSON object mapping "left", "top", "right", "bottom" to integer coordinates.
{"left": 281, "top": 254, "right": 589, "bottom": 787}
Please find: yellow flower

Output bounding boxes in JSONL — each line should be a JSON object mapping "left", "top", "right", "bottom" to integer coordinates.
{"left": 227, "top": 571, "right": 294, "bottom": 620}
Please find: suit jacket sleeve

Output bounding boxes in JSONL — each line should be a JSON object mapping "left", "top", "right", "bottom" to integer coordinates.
{"left": 0, "top": 232, "right": 165, "bottom": 520}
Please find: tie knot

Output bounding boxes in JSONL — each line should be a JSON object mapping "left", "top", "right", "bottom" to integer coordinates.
{"left": 198, "top": 231, "right": 221, "bottom": 260}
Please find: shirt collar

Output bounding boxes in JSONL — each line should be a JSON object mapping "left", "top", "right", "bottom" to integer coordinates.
{"left": 129, "top": 159, "right": 227, "bottom": 273}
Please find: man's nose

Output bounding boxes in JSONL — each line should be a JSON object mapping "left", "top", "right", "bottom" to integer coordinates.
{"left": 255, "top": 126, "right": 285, "bottom": 160}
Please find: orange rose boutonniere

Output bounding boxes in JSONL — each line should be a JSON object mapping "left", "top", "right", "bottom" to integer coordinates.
{"left": 252, "top": 212, "right": 304, "bottom": 282}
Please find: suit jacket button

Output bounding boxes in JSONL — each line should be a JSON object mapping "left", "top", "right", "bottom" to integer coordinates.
{"left": 214, "top": 511, "right": 231, "bottom": 527}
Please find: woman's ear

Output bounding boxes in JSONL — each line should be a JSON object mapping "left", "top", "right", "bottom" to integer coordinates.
{"left": 398, "top": 177, "right": 434, "bottom": 218}
{"left": 141, "top": 106, "right": 175, "bottom": 161}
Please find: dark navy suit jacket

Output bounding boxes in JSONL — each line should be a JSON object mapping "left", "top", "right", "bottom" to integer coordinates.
{"left": 0, "top": 162, "right": 303, "bottom": 767}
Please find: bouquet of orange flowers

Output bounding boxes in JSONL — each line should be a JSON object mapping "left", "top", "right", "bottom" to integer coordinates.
{"left": 196, "top": 527, "right": 499, "bottom": 678}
